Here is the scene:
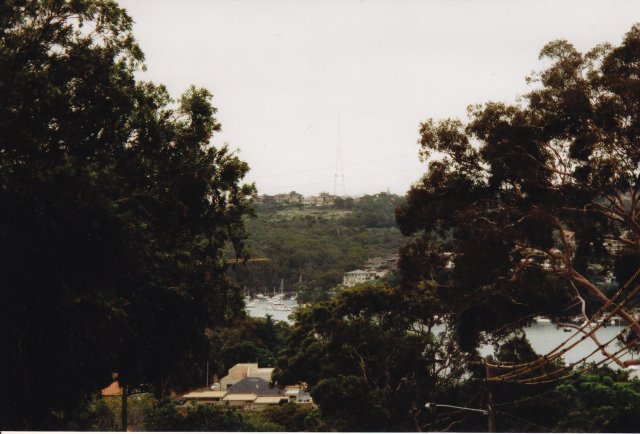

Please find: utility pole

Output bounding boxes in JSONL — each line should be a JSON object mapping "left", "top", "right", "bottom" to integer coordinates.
{"left": 484, "top": 356, "right": 496, "bottom": 432}
{"left": 121, "top": 383, "right": 128, "bottom": 432}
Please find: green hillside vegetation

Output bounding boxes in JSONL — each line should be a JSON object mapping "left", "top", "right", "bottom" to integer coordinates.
{"left": 274, "top": 207, "right": 352, "bottom": 220}
{"left": 230, "top": 193, "right": 406, "bottom": 302}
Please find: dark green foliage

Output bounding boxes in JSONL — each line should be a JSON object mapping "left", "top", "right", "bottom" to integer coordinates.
{"left": 220, "top": 341, "right": 276, "bottom": 368}
{"left": 240, "top": 413, "right": 286, "bottom": 432}
{"left": 273, "top": 283, "right": 470, "bottom": 431}
{"left": 344, "top": 192, "right": 405, "bottom": 228}
{"left": 553, "top": 369, "right": 640, "bottom": 432}
{"left": 206, "top": 315, "right": 290, "bottom": 378}
{"left": 146, "top": 401, "right": 319, "bottom": 432}
{"left": 387, "top": 24, "right": 640, "bottom": 432}
{"left": 82, "top": 393, "right": 159, "bottom": 431}
{"left": 145, "top": 402, "right": 244, "bottom": 431}
{"left": 397, "top": 24, "right": 640, "bottom": 353}
{"left": 311, "top": 376, "right": 390, "bottom": 432}
{"left": 0, "top": 1, "right": 253, "bottom": 429}
{"left": 483, "top": 368, "right": 640, "bottom": 433}
{"left": 247, "top": 402, "right": 324, "bottom": 432}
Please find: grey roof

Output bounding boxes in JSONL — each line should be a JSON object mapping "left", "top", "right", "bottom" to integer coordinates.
{"left": 183, "top": 391, "right": 227, "bottom": 399}
{"left": 227, "top": 377, "right": 282, "bottom": 396}
{"left": 345, "top": 269, "right": 367, "bottom": 274}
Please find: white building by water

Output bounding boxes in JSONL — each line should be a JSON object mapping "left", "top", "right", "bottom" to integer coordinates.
{"left": 342, "top": 269, "right": 387, "bottom": 287}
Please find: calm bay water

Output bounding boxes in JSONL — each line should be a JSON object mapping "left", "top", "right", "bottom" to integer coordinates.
{"left": 247, "top": 301, "right": 639, "bottom": 374}
{"left": 511, "top": 321, "right": 637, "bottom": 366}
{"left": 246, "top": 298, "right": 298, "bottom": 323}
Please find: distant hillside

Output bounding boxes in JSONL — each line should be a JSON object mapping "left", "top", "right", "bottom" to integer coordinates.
{"left": 229, "top": 193, "right": 407, "bottom": 302}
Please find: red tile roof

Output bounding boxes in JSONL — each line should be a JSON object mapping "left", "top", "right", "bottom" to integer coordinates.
{"left": 101, "top": 381, "right": 122, "bottom": 396}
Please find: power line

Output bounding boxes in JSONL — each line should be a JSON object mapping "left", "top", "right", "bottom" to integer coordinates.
{"left": 256, "top": 167, "right": 424, "bottom": 194}
{"left": 497, "top": 409, "right": 551, "bottom": 431}
{"left": 491, "top": 266, "right": 640, "bottom": 373}
{"left": 501, "top": 338, "right": 634, "bottom": 385}
{"left": 508, "top": 330, "right": 627, "bottom": 384}
{"left": 494, "top": 388, "right": 558, "bottom": 408}
{"left": 487, "top": 266, "right": 640, "bottom": 382}
{"left": 249, "top": 153, "right": 419, "bottom": 180}
{"left": 517, "top": 340, "right": 637, "bottom": 386}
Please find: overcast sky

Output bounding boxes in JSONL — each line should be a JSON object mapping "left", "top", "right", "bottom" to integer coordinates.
{"left": 118, "top": 0, "right": 639, "bottom": 196}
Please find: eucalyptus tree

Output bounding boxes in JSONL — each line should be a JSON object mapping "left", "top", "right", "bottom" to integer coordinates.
{"left": 397, "top": 25, "right": 640, "bottom": 360}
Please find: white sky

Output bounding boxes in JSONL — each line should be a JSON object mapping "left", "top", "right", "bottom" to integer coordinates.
{"left": 118, "top": 0, "right": 639, "bottom": 196}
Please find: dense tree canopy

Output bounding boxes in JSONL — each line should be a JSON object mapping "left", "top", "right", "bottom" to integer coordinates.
{"left": 344, "top": 192, "right": 406, "bottom": 228}
{"left": 0, "top": 0, "right": 253, "bottom": 429}
{"left": 272, "top": 282, "right": 472, "bottom": 431}
{"left": 397, "top": 24, "right": 640, "bottom": 364}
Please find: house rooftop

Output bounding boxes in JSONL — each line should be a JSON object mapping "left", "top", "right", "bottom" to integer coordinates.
{"left": 220, "top": 363, "right": 274, "bottom": 389}
{"left": 101, "top": 381, "right": 122, "bottom": 397}
{"left": 255, "top": 396, "right": 288, "bottom": 404}
{"left": 223, "top": 393, "right": 257, "bottom": 402}
{"left": 182, "top": 391, "right": 227, "bottom": 399}
{"left": 249, "top": 366, "right": 274, "bottom": 376}
{"left": 228, "top": 377, "right": 281, "bottom": 396}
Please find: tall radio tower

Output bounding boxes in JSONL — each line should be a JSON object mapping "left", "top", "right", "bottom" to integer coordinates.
{"left": 334, "top": 113, "right": 346, "bottom": 197}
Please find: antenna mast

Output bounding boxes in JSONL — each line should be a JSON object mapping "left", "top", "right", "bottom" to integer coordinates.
{"left": 334, "top": 113, "right": 346, "bottom": 197}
